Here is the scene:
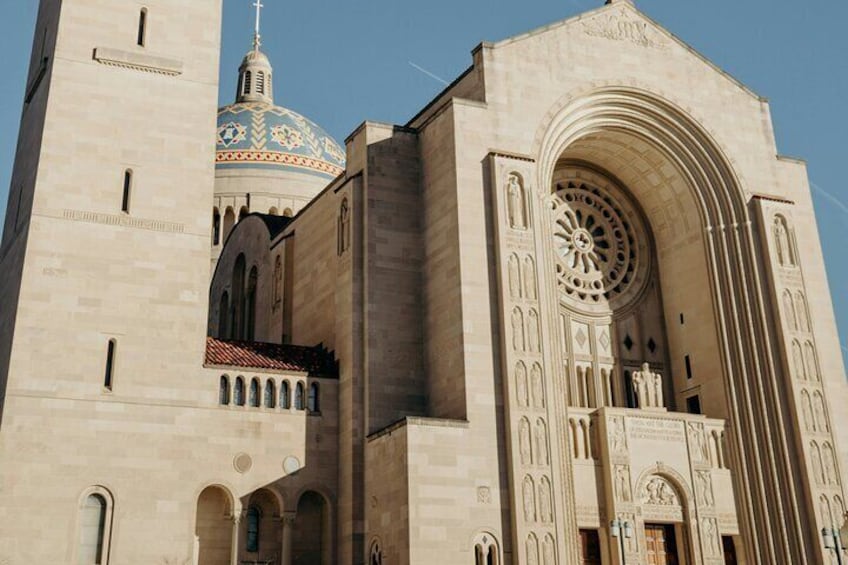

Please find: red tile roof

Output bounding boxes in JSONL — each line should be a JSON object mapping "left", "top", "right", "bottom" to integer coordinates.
{"left": 205, "top": 337, "right": 338, "bottom": 377}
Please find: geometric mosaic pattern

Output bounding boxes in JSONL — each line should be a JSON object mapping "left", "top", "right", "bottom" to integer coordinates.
{"left": 216, "top": 101, "right": 345, "bottom": 180}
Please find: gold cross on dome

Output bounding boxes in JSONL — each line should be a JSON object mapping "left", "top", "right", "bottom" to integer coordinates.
{"left": 253, "top": 0, "right": 264, "bottom": 50}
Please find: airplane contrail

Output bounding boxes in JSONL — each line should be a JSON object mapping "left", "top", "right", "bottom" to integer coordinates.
{"left": 811, "top": 182, "right": 848, "bottom": 216}
{"left": 409, "top": 62, "right": 449, "bottom": 86}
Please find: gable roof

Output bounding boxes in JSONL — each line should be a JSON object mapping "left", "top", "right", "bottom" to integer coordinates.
{"left": 205, "top": 337, "right": 338, "bottom": 377}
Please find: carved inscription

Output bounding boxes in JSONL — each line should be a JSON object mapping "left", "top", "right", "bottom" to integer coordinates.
{"left": 64, "top": 209, "right": 185, "bottom": 233}
{"left": 629, "top": 418, "right": 684, "bottom": 442}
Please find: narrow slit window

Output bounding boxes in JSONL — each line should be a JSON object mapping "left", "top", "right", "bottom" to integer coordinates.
{"left": 308, "top": 383, "right": 319, "bottom": 413}
{"left": 219, "top": 376, "right": 230, "bottom": 406}
{"left": 243, "top": 71, "right": 252, "bottom": 95}
{"left": 685, "top": 355, "right": 693, "bottom": 380}
{"left": 137, "top": 9, "right": 147, "bottom": 47}
{"left": 256, "top": 71, "right": 265, "bottom": 95}
{"left": 121, "top": 170, "right": 132, "bottom": 213}
{"left": 280, "top": 381, "right": 290, "bottom": 409}
{"left": 104, "top": 340, "right": 116, "bottom": 391}
{"left": 294, "top": 382, "right": 305, "bottom": 410}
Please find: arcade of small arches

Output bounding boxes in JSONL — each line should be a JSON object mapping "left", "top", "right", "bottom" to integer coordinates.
{"left": 218, "top": 374, "right": 320, "bottom": 413}
{"left": 212, "top": 205, "right": 294, "bottom": 247}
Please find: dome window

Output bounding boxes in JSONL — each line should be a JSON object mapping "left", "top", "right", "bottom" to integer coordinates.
{"left": 256, "top": 71, "right": 265, "bottom": 95}
{"left": 243, "top": 71, "right": 252, "bottom": 96}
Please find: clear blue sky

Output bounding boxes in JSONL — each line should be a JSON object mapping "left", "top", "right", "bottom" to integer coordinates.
{"left": 0, "top": 1, "right": 846, "bottom": 363}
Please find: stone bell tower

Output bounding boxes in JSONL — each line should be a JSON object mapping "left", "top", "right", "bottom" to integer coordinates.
{"left": 0, "top": 0, "right": 222, "bottom": 562}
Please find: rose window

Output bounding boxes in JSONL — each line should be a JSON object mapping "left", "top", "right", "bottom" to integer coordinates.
{"left": 550, "top": 173, "right": 649, "bottom": 308}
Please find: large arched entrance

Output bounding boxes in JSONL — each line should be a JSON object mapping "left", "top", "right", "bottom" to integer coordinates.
{"left": 292, "top": 491, "right": 331, "bottom": 565}
{"left": 195, "top": 486, "right": 235, "bottom": 565}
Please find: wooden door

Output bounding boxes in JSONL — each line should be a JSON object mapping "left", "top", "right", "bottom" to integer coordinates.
{"left": 644, "top": 524, "right": 679, "bottom": 565}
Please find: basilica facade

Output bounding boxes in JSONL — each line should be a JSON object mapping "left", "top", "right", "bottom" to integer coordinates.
{"left": 0, "top": 1, "right": 846, "bottom": 564}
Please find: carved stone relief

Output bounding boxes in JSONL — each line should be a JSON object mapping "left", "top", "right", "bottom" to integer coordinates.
{"left": 610, "top": 417, "right": 627, "bottom": 454}
{"left": 531, "top": 364, "right": 545, "bottom": 409}
{"left": 801, "top": 390, "right": 814, "bottom": 432}
{"left": 507, "top": 173, "right": 528, "bottom": 231}
{"left": 520, "top": 418, "right": 533, "bottom": 466}
{"left": 631, "top": 362, "right": 664, "bottom": 409}
{"left": 820, "top": 496, "right": 832, "bottom": 527}
{"left": 539, "top": 477, "right": 553, "bottom": 524}
{"left": 527, "top": 309, "right": 541, "bottom": 353}
{"left": 516, "top": 362, "right": 529, "bottom": 408}
{"left": 811, "top": 442, "right": 824, "bottom": 485}
{"left": 523, "top": 476, "right": 537, "bottom": 522}
{"left": 643, "top": 476, "right": 678, "bottom": 506}
{"left": 813, "top": 391, "right": 829, "bottom": 432}
{"left": 696, "top": 471, "right": 715, "bottom": 507}
{"left": 795, "top": 291, "right": 810, "bottom": 332}
{"left": 702, "top": 518, "right": 720, "bottom": 556}
{"left": 524, "top": 256, "right": 537, "bottom": 301}
{"left": 792, "top": 340, "right": 806, "bottom": 380}
{"left": 580, "top": 11, "right": 670, "bottom": 50}
{"left": 542, "top": 534, "right": 556, "bottom": 565}
{"left": 509, "top": 254, "right": 521, "bottom": 299}
{"left": 783, "top": 290, "right": 796, "bottom": 331}
{"left": 804, "top": 341, "right": 819, "bottom": 381}
{"left": 512, "top": 308, "right": 525, "bottom": 352}
{"left": 536, "top": 419, "right": 549, "bottom": 466}
{"left": 687, "top": 422, "right": 708, "bottom": 463}
{"left": 615, "top": 465, "right": 632, "bottom": 503}
{"left": 773, "top": 215, "right": 795, "bottom": 268}
{"left": 823, "top": 443, "right": 838, "bottom": 485}
{"left": 526, "top": 534, "right": 539, "bottom": 565}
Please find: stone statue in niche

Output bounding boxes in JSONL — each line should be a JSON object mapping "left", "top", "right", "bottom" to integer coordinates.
{"left": 539, "top": 478, "right": 553, "bottom": 523}
{"left": 645, "top": 477, "right": 677, "bottom": 506}
{"left": 507, "top": 173, "right": 528, "bottom": 230}
{"left": 813, "top": 392, "right": 829, "bottom": 432}
{"left": 542, "top": 535, "right": 555, "bottom": 565}
{"left": 519, "top": 418, "right": 533, "bottom": 466}
{"left": 536, "top": 419, "right": 549, "bottom": 466}
{"left": 696, "top": 471, "right": 714, "bottom": 507}
{"left": 527, "top": 309, "right": 541, "bottom": 353}
{"left": 526, "top": 535, "right": 539, "bottom": 565}
{"left": 516, "top": 362, "right": 529, "bottom": 408}
{"left": 524, "top": 256, "right": 537, "bottom": 300}
{"left": 610, "top": 417, "right": 627, "bottom": 453}
{"left": 508, "top": 254, "right": 521, "bottom": 299}
{"left": 531, "top": 364, "right": 545, "bottom": 408}
{"left": 688, "top": 423, "right": 708, "bottom": 462}
{"left": 523, "top": 476, "right": 536, "bottom": 522}
{"left": 631, "top": 363, "right": 664, "bottom": 409}
{"left": 615, "top": 466, "right": 632, "bottom": 502}
{"left": 512, "top": 308, "right": 525, "bottom": 352}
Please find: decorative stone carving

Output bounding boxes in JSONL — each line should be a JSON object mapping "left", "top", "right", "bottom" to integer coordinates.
{"left": 523, "top": 476, "right": 536, "bottom": 522}
{"left": 795, "top": 291, "right": 810, "bottom": 332}
{"left": 531, "top": 364, "right": 545, "bottom": 409}
{"left": 610, "top": 417, "right": 627, "bottom": 453}
{"left": 644, "top": 476, "right": 677, "bottom": 506}
{"left": 615, "top": 465, "right": 632, "bottom": 502}
{"left": 581, "top": 11, "right": 670, "bottom": 50}
{"left": 773, "top": 215, "right": 795, "bottom": 267}
{"left": 631, "top": 362, "right": 664, "bottom": 409}
{"left": 813, "top": 391, "right": 829, "bottom": 432}
{"left": 820, "top": 496, "right": 832, "bottom": 526}
{"left": 527, "top": 309, "right": 541, "bottom": 353}
{"left": 516, "top": 362, "right": 529, "bottom": 408}
{"left": 823, "top": 443, "right": 838, "bottom": 485}
{"left": 524, "top": 256, "right": 537, "bottom": 300}
{"left": 536, "top": 419, "right": 549, "bottom": 466}
{"left": 542, "top": 534, "right": 556, "bottom": 565}
{"left": 688, "top": 422, "right": 708, "bottom": 462}
{"left": 804, "top": 341, "right": 819, "bottom": 382}
{"left": 539, "top": 477, "right": 553, "bottom": 523}
{"left": 477, "top": 486, "right": 492, "bottom": 504}
{"left": 508, "top": 254, "right": 521, "bottom": 299}
{"left": 512, "top": 308, "right": 525, "bottom": 352}
{"left": 783, "top": 290, "right": 796, "bottom": 330}
{"left": 696, "top": 471, "right": 714, "bottom": 507}
{"left": 507, "top": 173, "right": 528, "bottom": 230}
{"left": 792, "top": 340, "right": 806, "bottom": 380}
{"left": 519, "top": 418, "right": 533, "bottom": 466}
{"left": 812, "top": 442, "right": 825, "bottom": 485}
{"left": 526, "top": 534, "right": 539, "bottom": 565}
{"left": 703, "top": 517, "right": 720, "bottom": 556}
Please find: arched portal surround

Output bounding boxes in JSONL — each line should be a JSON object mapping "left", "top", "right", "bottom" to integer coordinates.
{"left": 532, "top": 86, "right": 808, "bottom": 564}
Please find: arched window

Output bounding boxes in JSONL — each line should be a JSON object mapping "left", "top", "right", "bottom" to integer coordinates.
{"left": 223, "top": 207, "right": 235, "bottom": 241}
{"left": 273, "top": 255, "right": 283, "bottom": 306}
{"left": 249, "top": 378, "right": 260, "bottom": 407}
{"left": 246, "top": 267, "right": 258, "bottom": 341}
{"left": 219, "top": 375, "right": 230, "bottom": 405}
{"left": 218, "top": 292, "right": 229, "bottom": 339}
{"left": 294, "top": 382, "right": 305, "bottom": 410}
{"left": 78, "top": 488, "right": 114, "bottom": 565}
{"left": 283, "top": 208, "right": 293, "bottom": 218}
{"left": 308, "top": 383, "right": 319, "bottom": 413}
{"left": 246, "top": 505, "right": 261, "bottom": 552}
{"left": 234, "top": 377, "right": 245, "bottom": 406}
{"left": 239, "top": 206, "right": 249, "bottom": 221}
{"left": 137, "top": 8, "right": 147, "bottom": 47}
{"left": 280, "top": 380, "right": 291, "bottom": 409}
{"left": 264, "top": 380, "right": 276, "bottom": 408}
{"left": 121, "top": 170, "right": 132, "bottom": 213}
{"left": 370, "top": 540, "right": 382, "bottom": 565}
{"left": 256, "top": 71, "right": 265, "bottom": 95}
{"left": 231, "top": 254, "right": 246, "bottom": 340}
{"left": 268, "top": 206, "right": 278, "bottom": 216}
{"left": 338, "top": 198, "right": 350, "bottom": 255}
{"left": 212, "top": 207, "right": 221, "bottom": 245}
{"left": 243, "top": 71, "right": 252, "bottom": 96}
{"left": 104, "top": 339, "right": 116, "bottom": 391}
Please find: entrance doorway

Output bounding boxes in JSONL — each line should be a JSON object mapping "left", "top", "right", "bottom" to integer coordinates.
{"left": 644, "top": 524, "right": 679, "bottom": 565}
{"left": 578, "top": 529, "right": 601, "bottom": 564}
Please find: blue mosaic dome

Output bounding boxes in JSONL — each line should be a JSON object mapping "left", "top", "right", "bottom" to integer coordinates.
{"left": 216, "top": 101, "right": 346, "bottom": 180}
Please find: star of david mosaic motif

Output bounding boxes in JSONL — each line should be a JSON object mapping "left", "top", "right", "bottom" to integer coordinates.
{"left": 217, "top": 122, "right": 247, "bottom": 148}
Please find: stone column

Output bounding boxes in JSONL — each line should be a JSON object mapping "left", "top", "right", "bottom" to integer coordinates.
{"left": 231, "top": 514, "right": 241, "bottom": 565}
{"left": 281, "top": 512, "right": 296, "bottom": 565}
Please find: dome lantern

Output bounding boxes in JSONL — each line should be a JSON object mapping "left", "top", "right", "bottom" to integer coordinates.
{"left": 236, "top": 0, "right": 274, "bottom": 104}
